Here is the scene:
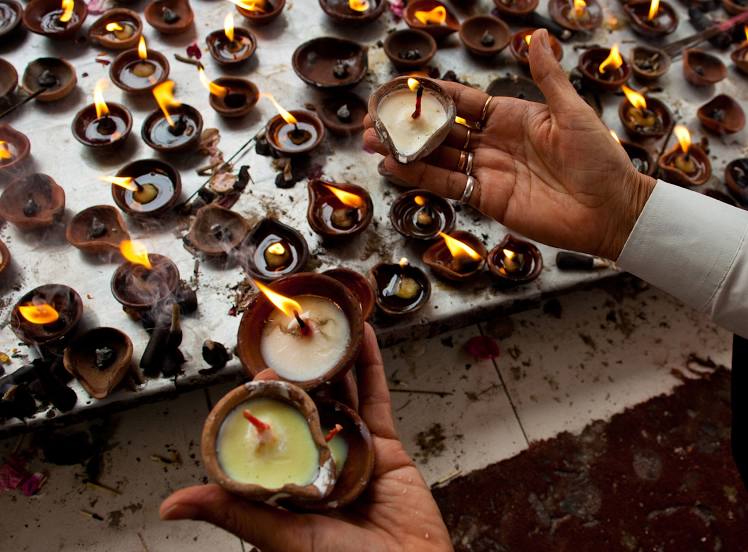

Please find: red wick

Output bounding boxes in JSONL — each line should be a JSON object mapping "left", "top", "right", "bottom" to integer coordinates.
{"left": 411, "top": 87, "right": 423, "bottom": 119}
{"left": 325, "top": 424, "right": 343, "bottom": 442}
{"left": 243, "top": 409, "right": 270, "bottom": 433}
{"left": 294, "top": 311, "right": 313, "bottom": 337}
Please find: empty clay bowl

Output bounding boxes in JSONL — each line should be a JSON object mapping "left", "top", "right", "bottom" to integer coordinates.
{"left": 492, "top": 0, "right": 539, "bottom": 18}
{"left": 186, "top": 204, "right": 252, "bottom": 257}
{"left": 21, "top": 57, "right": 77, "bottom": 102}
{"left": 88, "top": 8, "right": 143, "bottom": 50}
{"left": 144, "top": 0, "right": 194, "bottom": 34}
{"left": 683, "top": 49, "right": 727, "bottom": 86}
{"left": 0, "top": 58, "right": 18, "bottom": 99}
{"left": 459, "top": 15, "right": 511, "bottom": 57}
{"left": 66, "top": 205, "right": 130, "bottom": 255}
{"left": 620, "top": 140, "right": 655, "bottom": 176}
{"left": 63, "top": 327, "right": 133, "bottom": 399}
{"left": 317, "top": 92, "right": 367, "bottom": 136}
{"left": 318, "top": 0, "right": 386, "bottom": 24}
{"left": 723, "top": 0, "right": 748, "bottom": 15}
{"left": 208, "top": 77, "right": 259, "bottom": 118}
{"left": 383, "top": 29, "right": 437, "bottom": 70}
{"left": 22, "top": 0, "right": 87, "bottom": 39}
{"left": 0, "top": 173, "right": 65, "bottom": 231}
{"left": 630, "top": 45, "right": 671, "bottom": 82}
{"left": 697, "top": 94, "right": 745, "bottom": 135}
{"left": 235, "top": 0, "right": 285, "bottom": 25}
{"left": 292, "top": 37, "right": 368, "bottom": 89}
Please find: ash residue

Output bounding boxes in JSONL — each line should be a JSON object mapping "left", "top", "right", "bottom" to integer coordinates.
{"left": 414, "top": 423, "right": 446, "bottom": 464}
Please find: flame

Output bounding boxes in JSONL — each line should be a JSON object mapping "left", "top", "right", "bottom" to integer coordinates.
{"left": 152, "top": 81, "right": 180, "bottom": 127}
{"left": 99, "top": 175, "right": 138, "bottom": 191}
{"left": 349, "top": 0, "right": 369, "bottom": 12}
{"left": 647, "top": 0, "right": 660, "bottom": 20}
{"left": 106, "top": 22, "right": 123, "bottom": 32}
{"left": 524, "top": 35, "right": 532, "bottom": 46}
{"left": 253, "top": 279, "right": 303, "bottom": 318}
{"left": 573, "top": 0, "right": 586, "bottom": 17}
{"left": 439, "top": 232, "right": 482, "bottom": 262}
{"left": 198, "top": 68, "right": 228, "bottom": 98}
{"left": 18, "top": 304, "right": 60, "bottom": 325}
{"left": 673, "top": 124, "right": 691, "bottom": 154}
{"left": 744, "top": 25, "right": 747, "bottom": 44}
{"left": 609, "top": 129, "right": 621, "bottom": 144}
{"left": 120, "top": 240, "right": 153, "bottom": 269}
{"left": 399, "top": 257, "right": 409, "bottom": 268}
{"left": 414, "top": 6, "right": 446, "bottom": 25}
{"left": 503, "top": 249, "right": 518, "bottom": 264}
{"left": 138, "top": 36, "right": 148, "bottom": 61}
{"left": 454, "top": 116, "right": 469, "bottom": 127}
{"left": 407, "top": 77, "right": 421, "bottom": 92}
{"left": 0, "top": 141, "right": 12, "bottom": 161}
{"left": 266, "top": 242, "right": 286, "bottom": 256}
{"left": 227, "top": 0, "right": 266, "bottom": 13}
{"left": 59, "top": 0, "right": 74, "bottom": 23}
{"left": 621, "top": 85, "right": 647, "bottom": 110}
{"left": 414, "top": 195, "right": 426, "bottom": 206}
{"left": 261, "top": 93, "right": 297, "bottom": 125}
{"left": 93, "top": 79, "right": 110, "bottom": 119}
{"left": 224, "top": 12, "right": 235, "bottom": 41}
{"left": 598, "top": 45, "right": 622, "bottom": 74}
{"left": 323, "top": 184, "right": 364, "bottom": 208}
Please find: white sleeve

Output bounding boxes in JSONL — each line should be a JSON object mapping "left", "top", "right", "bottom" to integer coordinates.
{"left": 617, "top": 180, "right": 748, "bottom": 338}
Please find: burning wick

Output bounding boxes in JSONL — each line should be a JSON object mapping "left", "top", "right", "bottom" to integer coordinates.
{"left": 672, "top": 125, "right": 696, "bottom": 174}
{"left": 253, "top": 279, "right": 314, "bottom": 338}
{"left": 325, "top": 424, "right": 343, "bottom": 442}
{"left": 414, "top": 6, "right": 446, "bottom": 25}
{"left": 349, "top": 0, "right": 370, "bottom": 12}
{"left": 100, "top": 175, "right": 159, "bottom": 204}
{"left": 408, "top": 78, "right": 423, "bottom": 120}
{"left": 105, "top": 21, "right": 134, "bottom": 40}
{"left": 413, "top": 195, "right": 435, "bottom": 228}
{"left": 438, "top": 232, "right": 482, "bottom": 271}
{"left": 133, "top": 37, "right": 156, "bottom": 79}
{"left": 598, "top": 45, "right": 622, "bottom": 75}
{"left": 152, "top": 80, "right": 184, "bottom": 134}
{"left": 18, "top": 303, "right": 60, "bottom": 325}
{"left": 59, "top": 0, "right": 74, "bottom": 24}
{"left": 647, "top": 0, "right": 659, "bottom": 21}
{"left": 502, "top": 249, "right": 524, "bottom": 273}
{"left": 261, "top": 93, "right": 312, "bottom": 146}
{"left": 572, "top": 0, "right": 588, "bottom": 20}
{"left": 621, "top": 85, "right": 656, "bottom": 129}
{"left": 243, "top": 409, "right": 276, "bottom": 447}
{"left": 93, "top": 79, "right": 117, "bottom": 136}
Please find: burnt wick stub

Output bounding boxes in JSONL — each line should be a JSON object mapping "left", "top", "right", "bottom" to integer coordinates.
{"left": 336, "top": 104, "right": 351, "bottom": 122}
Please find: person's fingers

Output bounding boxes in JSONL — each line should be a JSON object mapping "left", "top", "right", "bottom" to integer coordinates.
{"left": 363, "top": 128, "right": 388, "bottom": 156}
{"left": 356, "top": 323, "right": 398, "bottom": 440}
{"left": 379, "top": 155, "right": 469, "bottom": 203}
{"left": 253, "top": 369, "right": 280, "bottom": 381}
{"left": 363, "top": 113, "right": 372, "bottom": 129}
{"left": 437, "top": 80, "right": 492, "bottom": 123}
{"left": 423, "top": 144, "right": 467, "bottom": 172}
{"left": 314, "top": 370, "right": 359, "bottom": 411}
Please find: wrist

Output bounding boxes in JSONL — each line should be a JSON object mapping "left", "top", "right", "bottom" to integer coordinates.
{"left": 603, "top": 170, "right": 656, "bottom": 260}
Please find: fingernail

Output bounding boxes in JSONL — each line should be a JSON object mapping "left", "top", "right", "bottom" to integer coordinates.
{"left": 537, "top": 29, "right": 551, "bottom": 52}
{"left": 160, "top": 503, "right": 199, "bottom": 521}
{"left": 377, "top": 160, "right": 392, "bottom": 176}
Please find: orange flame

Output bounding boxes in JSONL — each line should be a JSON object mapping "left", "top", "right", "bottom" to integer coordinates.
{"left": 0, "top": 141, "right": 12, "bottom": 161}
{"left": 399, "top": 257, "right": 409, "bottom": 268}
{"left": 106, "top": 22, "right": 124, "bottom": 32}
{"left": 503, "top": 249, "right": 520, "bottom": 270}
{"left": 598, "top": 45, "right": 622, "bottom": 74}
{"left": 438, "top": 232, "right": 482, "bottom": 262}
{"left": 673, "top": 125, "right": 691, "bottom": 154}
{"left": 573, "top": 0, "right": 587, "bottom": 18}
{"left": 120, "top": 240, "right": 153, "bottom": 269}
{"left": 93, "top": 79, "right": 110, "bottom": 119}
{"left": 99, "top": 175, "right": 138, "bottom": 192}
{"left": 621, "top": 85, "right": 647, "bottom": 110}
{"left": 59, "top": 0, "right": 74, "bottom": 23}
{"left": 18, "top": 303, "right": 60, "bottom": 325}
{"left": 323, "top": 184, "right": 364, "bottom": 208}
{"left": 266, "top": 242, "right": 286, "bottom": 256}
{"left": 253, "top": 279, "right": 303, "bottom": 318}
{"left": 224, "top": 12, "right": 235, "bottom": 41}
{"left": 227, "top": 0, "right": 266, "bottom": 13}
{"left": 454, "top": 116, "right": 469, "bottom": 127}
{"left": 152, "top": 81, "right": 180, "bottom": 127}
{"left": 261, "top": 93, "right": 297, "bottom": 125}
{"left": 524, "top": 34, "right": 532, "bottom": 46}
{"left": 138, "top": 36, "right": 148, "bottom": 61}
{"left": 648, "top": 0, "right": 660, "bottom": 20}
{"left": 349, "top": 0, "right": 370, "bottom": 12}
{"left": 609, "top": 129, "right": 621, "bottom": 144}
{"left": 414, "top": 195, "right": 426, "bottom": 206}
{"left": 414, "top": 5, "right": 446, "bottom": 25}
{"left": 744, "top": 25, "right": 747, "bottom": 44}
{"left": 407, "top": 77, "right": 421, "bottom": 93}
{"left": 198, "top": 68, "right": 228, "bottom": 98}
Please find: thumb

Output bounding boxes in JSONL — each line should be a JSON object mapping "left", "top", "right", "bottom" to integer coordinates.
{"left": 528, "top": 29, "right": 584, "bottom": 115}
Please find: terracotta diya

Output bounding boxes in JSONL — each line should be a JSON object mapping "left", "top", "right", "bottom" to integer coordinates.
{"left": 610, "top": 131, "right": 656, "bottom": 176}
{"left": 723, "top": 0, "right": 748, "bottom": 15}
{"left": 0, "top": 0, "right": 23, "bottom": 39}
{"left": 0, "top": 239, "right": 9, "bottom": 277}
{"left": 488, "top": 235, "right": 543, "bottom": 285}
{"left": 0, "top": 173, "right": 65, "bottom": 231}
{"left": 234, "top": 0, "right": 285, "bottom": 26}
{"left": 265, "top": 104, "right": 325, "bottom": 156}
{"left": 510, "top": 28, "right": 563, "bottom": 66}
{"left": 236, "top": 273, "right": 364, "bottom": 388}
{"left": 21, "top": 57, "right": 76, "bottom": 102}
{"left": 370, "top": 260, "right": 431, "bottom": 317}
{"left": 306, "top": 180, "right": 373, "bottom": 240}
{"left": 623, "top": 0, "right": 678, "bottom": 38}
{"left": 110, "top": 37, "right": 170, "bottom": 94}
{"left": 66, "top": 205, "right": 130, "bottom": 255}
{"left": 111, "top": 249, "right": 181, "bottom": 313}
{"left": 0, "top": 58, "right": 18, "bottom": 100}
{"left": 549, "top": 0, "right": 603, "bottom": 32}
{"left": 658, "top": 125, "right": 712, "bottom": 187}
{"left": 725, "top": 158, "right": 748, "bottom": 206}
{"left": 111, "top": 158, "right": 182, "bottom": 217}
{"left": 322, "top": 267, "right": 375, "bottom": 320}
{"left": 404, "top": 0, "right": 459, "bottom": 41}
{"left": 578, "top": 46, "right": 632, "bottom": 91}
{"left": 630, "top": 45, "right": 671, "bottom": 82}
{"left": 459, "top": 15, "right": 511, "bottom": 57}
{"left": 697, "top": 94, "right": 745, "bottom": 135}
{"left": 185, "top": 204, "right": 252, "bottom": 258}
{"left": 317, "top": 92, "right": 367, "bottom": 136}
{"left": 422, "top": 230, "right": 487, "bottom": 282}
{"left": 201, "top": 381, "right": 334, "bottom": 502}
{"left": 683, "top": 49, "right": 727, "bottom": 86}
{"left": 88, "top": 8, "right": 142, "bottom": 50}
{"left": 618, "top": 85, "right": 672, "bottom": 141}
{"left": 144, "top": 0, "right": 193, "bottom": 34}
{"left": 206, "top": 13, "right": 257, "bottom": 66}
{"left": 492, "top": 0, "right": 539, "bottom": 19}
{"left": 63, "top": 327, "right": 133, "bottom": 399}
{"left": 11, "top": 284, "right": 83, "bottom": 347}
{"left": 732, "top": 43, "right": 748, "bottom": 75}
{"left": 383, "top": 29, "right": 437, "bottom": 70}
{"left": 292, "top": 37, "right": 367, "bottom": 90}
{"left": 390, "top": 189, "right": 456, "bottom": 241}
{"left": 23, "top": 0, "right": 87, "bottom": 39}
{"left": 319, "top": 0, "right": 386, "bottom": 24}
{"left": 240, "top": 218, "right": 309, "bottom": 280}
{"left": 72, "top": 80, "right": 132, "bottom": 149}
{"left": 142, "top": 81, "right": 203, "bottom": 153}
{"left": 0, "top": 124, "right": 31, "bottom": 174}
{"left": 204, "top": 75, "right": 259, "bottom": 119}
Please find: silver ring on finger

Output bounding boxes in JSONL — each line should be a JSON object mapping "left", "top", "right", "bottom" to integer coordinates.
{"left": 479, "top": 97, "right": 493, "bottom": 128}
{"left": 465, "top": 152, "right": 474, "bottom": 176}
{"left": 460, "top": 175, "right": 477, "bottom": 205}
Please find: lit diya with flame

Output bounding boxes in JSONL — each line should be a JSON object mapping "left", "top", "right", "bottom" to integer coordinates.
{"left": 72, "top": 79, "right": 132, "bottom": 148}
{"left": 142, "top": 80, "right": 203, "bottom": 152}
{"left": 237, "top": 273, "right": 364, "bottom": 388}
{"left": 578, "top": 45, "right": 632, "bottom": 91}
{"left": 11, "top": 284, "right": 83, "bottom": 347}
{"left": 404, "top": 1, "right": 460, "bottom": 41}
{"left": 369, "top": 77, "right": 455, "bottom": 164}
{"left": 658, "top": 125, "right": 712, "bottom": 187}
{"left": 618, "top": 85, "right": 671, "bottom": 141}
{"left": 319, "top": 0, "right": 386, "bottom": 24}
{"left": 731, "top": 27, "right": 748, "bottom": 75}
{"left": 549, "top": 0, "right": 602, "bottom": 31}
{"left": 207, "top": 12, "right": 257, "bottom": 66}
{"left": 242, "top": 218, "right": 309, "bottom": 281}
{"left": 370, "top": 259, "right": 431, "bottom": 316}
{"left": 88, "top": 8, "right": 142, "bottom": 50}
{"left": 263, "top": 93, "right": 325, "bottom": 155}
{"left": 0, "top": 0, "right": 23, "bottom": 39}
{"left": 423, "top": 231, "right": 487, "bottom": 282}
{"left": 609, "top": 130, "right": 655, "bottom": 176}
{"left": 0, "top": 124, "right": 30, "bottom": 174}
{"left": 389, "top": 189, "right": 456, "bottom": 240}
{"left": 110, "top": 36, "right": 170, "bottom": 94}
{"left": 624, "top": 0, "right": 678, "bottom": 38}
{"left": 306, "top": 180, "right": 373, "bottom": 240}
{"left": 488, "top": 235, "right": 543, "bottom": 285}
{"left": 231, "top": 0, "right": 286, "bottom": 25}
{"left": 492, "top": 0, "right": 539, "bottom": 18}
{"left": 199, "top": 68, "right": 259, "bottom": 118}
{"left": 510, "top": 30, "right": 563, "bottom": 66}
{"left": 109, "top": 158, "right": 181, "bottom": 217}
{"left": 23, "top": 0, "right": 87, "bottom": 39}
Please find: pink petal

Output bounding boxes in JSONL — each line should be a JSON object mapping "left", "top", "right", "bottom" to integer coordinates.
{"left": 463, "top": 336, "right": 500, "bottom": 361}
{"left": 186, "top": 43, "right": 202, "bottom": 60}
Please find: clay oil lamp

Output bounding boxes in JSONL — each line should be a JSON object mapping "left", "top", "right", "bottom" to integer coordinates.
{"left": 22, "top": 57, "right": 77, "bottom": 102}
{"left": 459, "top": 15, "right": 511, "bottom": 58}
{"left": 241, "top": 218, "right": 309, "bottom": 281}
{"left": 383, "top": 29, "right": 437, "bottom": 71}
{"left": 630, "top": 45, "right": 671, "bottom": 82}
{"left": 144, "top": 0, "right": 193, "bottom": 35}
{"left": 207, "top": 12, "right": 257, "bottom": 66}
{"left": 610, "top": 130, "right": 655, "bottom": 176}
{"left": 201, "top": 380, "right": 335, "bottom": 502}
{"left": 423, "top": 230, "right": 487, "bottom": 282}
{"left": 510, "top": 29, "right": 563, "bottom": 66}
{"left": 0, "top": 0, "right": 23, "bottom": 39}
{"left": 623, "top": 0, "right": 678, "bottom": 38}
{"left": 724, "top": 0, "right": 748, "bottom": 15}
{"left": 578, "top": 45, "right": 632, "bottom": 92}
{"left": 731, "top": 27, "right": 748, "bottom": 75}
{"left": 369, "top": 77, "right": 456, "bottom": 164}
{"left": 683, "top": 49, "right": 727, "bottom": 87}
{"left": 322, "top": 268, "right": 375, "bottom": 320}
{"left": 658, "top": 125, "right": 712, "bottom": 187}
{"left": 0, "top": 124, "right": 30, "bottom": 175}
{"left": 618, "top": 84, "right": 671, "bottom": 141}
{"left": 306, "top": 180, "right": 373, "bottom": 240}
{"left": 549, "top": 0, "right": 602, "bottom": 32}
{"left": 23, "top": 0, "right": 87, "bottom": 39}
{"left": 110, "top": 36, "right": 170, "bottom": 94}
{"left": 697, "top": 94, "right": 745, "bottom": 135}
{"left": 390, "top": 189, "right": 455, "bottom": 241}
{"left": 88, "top": 8, "right": 142, "bottom": 50}
{"left": 230, "top": 0, "right": 285, "bottom": 26}
{"left": 10, "top": 284, "right": 83, "bottom": 347}
{"left": 317, "top": 92, "right": 367, "bottom": 137}
{"left": 492, "top": 0, "right": 539, "bottom": 19}
{"left": 263, "top": 93, "right": 325, "bottom": 156}
{"left": 108, "top": 158, "right": 181, "bottom": 217}
{"left": 199, "top": 69, "right": 259, "bottom": 119}
{"left": 0, "top": 58, "right": 17, "bottom": 100}
{"left": 319, "top": 0, "right": 386, "bottom": 24}
{"left": 63, "top": 327, "right": 133, "bottom": 399}
{"left": 404, "top": 1, "right": 459, "bottom": 41}
{"left": 71, "top": 79, "right": 132, "bottom": 149}
{"left": 66, "top": 205, "right": 130, "bottom": 255}
{"left": 488, "top": 235, "right": 543, "bottom": 286}
{"left": 111, "top": 240, "right": 180, "bottom": 315}
{"left": 0, "top": 240, "right": 9, "bottom": 277}
{"left": 370, "top": 258, "right": 431, "bottom": 317}
{"left": 292, "top": 37, "right": 367, "bottom": 90}
{"left": 142, "top": 80, "right": 203, "bottom": 153}
{"left": 185, "top": 204, "right": 252, "bottom": 258}
{"left": 236, "top": 273, "right": 364, "bottom": 388}
{"left": 725, "top": 158, "right": 748, "bottom": 206}
{"left": 0, "top": 174, "right": 65, "bottom": 231}
{"left": 487, "top": 75, "right": 545, "bottom": 103}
